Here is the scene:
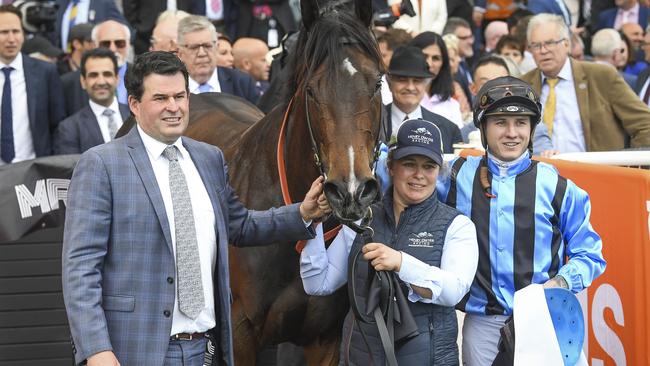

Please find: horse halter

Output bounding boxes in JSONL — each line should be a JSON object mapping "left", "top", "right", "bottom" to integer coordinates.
{"left": 302, "top": 81, "right": 385, "bottom": 182}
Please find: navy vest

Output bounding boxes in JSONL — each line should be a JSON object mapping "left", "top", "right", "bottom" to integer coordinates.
{"left": 341, "top": 193, "right": 460, "bottom": 366}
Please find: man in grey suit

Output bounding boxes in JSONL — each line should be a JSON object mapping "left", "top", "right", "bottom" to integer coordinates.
{"left": 54, "top": 48, "right": 130, "bottom": 154}
{"left": 62, "top": 51, "right": 328, "bottom": 366}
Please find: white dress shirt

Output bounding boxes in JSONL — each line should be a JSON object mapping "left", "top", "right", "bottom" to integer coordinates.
{"left": 300, "top": 215, "right": 478, "bottom": 307}
{"left": 137, "top": 125, "right": 217, "bottom": 335}
{"left": 390, "top": 104, "right": 423, "bottom": 139}
{"left": 0, "top": 53, "right": 34, "bottom": 165}
{"left": 539, "top": 58, "right": 586, "bottom": 153}
{"left": 61, "top": 0, "right": 91, "bottom": 48}
{"left": 88, "top": 98, "right": 124, "bottom": 143}
{"left": 189, "top": 69, "right": 222, "bottom": 94}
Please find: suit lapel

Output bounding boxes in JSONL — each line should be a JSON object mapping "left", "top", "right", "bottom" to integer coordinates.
{"left": 83, "top": 106, "right": 104, "bottom": 144}
{"left": 571, "top": 60, "right": 591, "bottom": 150}
{"left": 217, "top": 68, "right": 233, "bottom": 94}
{"left": 183, "top": 139, "right": 225, "bottom": 232}
{"left": 22, "top": 55, "right": 37, "bottom": 135}
{"left": 125, "top": 128, "right": 174, "bottom": 253}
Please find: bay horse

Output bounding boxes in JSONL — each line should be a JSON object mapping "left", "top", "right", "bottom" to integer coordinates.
{"left": 117, "top": 0, "right": 383, "bottom": 363}
{"left": 222, "top": 1, "right": 384, "bottom": 364}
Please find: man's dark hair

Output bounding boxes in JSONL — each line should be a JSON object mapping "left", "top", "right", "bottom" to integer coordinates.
{"left": 495, "top": 35, "right": 525, "bottom": 54}
{"left": 0, "top": 5, "right": 23, "bottom": 23}
{"left": 408, "top": 31, "right": 454, "bottom": 101}
{"left": 80, "top": 48, "right": 119, "bottom": 77}
{"left": 125, "top": 51, "right": 189, "bottom": 101}
{"left": 443, "top": 17, "right": 471, "bottom": 35}
{"left": 507, "top": 9, "right": 534, "bottom": 32}
{"left": 377, "top": 28, "right": 413, "bottom": 51}
{"left": 472, "top": 55, "right": 510, "bottom": 79}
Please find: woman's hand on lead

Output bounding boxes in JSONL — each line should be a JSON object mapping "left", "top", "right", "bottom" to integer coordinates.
{"left": 362, "top": 243, "right": 402, "bottom": 272}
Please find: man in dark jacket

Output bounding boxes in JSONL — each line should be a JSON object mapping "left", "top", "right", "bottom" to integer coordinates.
{"left": 382, "top": 46, "right": 462, "bottom": 153}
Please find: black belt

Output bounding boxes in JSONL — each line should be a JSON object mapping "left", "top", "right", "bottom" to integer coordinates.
{"left": 170, "top": 332, "right": 206, "bottom": 341}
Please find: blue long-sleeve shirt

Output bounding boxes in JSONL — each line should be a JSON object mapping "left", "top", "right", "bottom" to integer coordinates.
{"left": 434, "top": 154, "right": 605, "bottom": 315}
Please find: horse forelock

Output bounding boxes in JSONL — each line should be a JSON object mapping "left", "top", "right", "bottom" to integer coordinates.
{"left": 285, "top": 10, "right": 384, "bottom": 102}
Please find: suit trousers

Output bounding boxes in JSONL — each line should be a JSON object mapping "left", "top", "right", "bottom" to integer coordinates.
{"left": 461, "top": 313, "right": 509, "bottom": 366}
{"left": 164, "top": 338, "right": 208, "bottom": 366}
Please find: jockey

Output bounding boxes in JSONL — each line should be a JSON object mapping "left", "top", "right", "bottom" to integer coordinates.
{"left": 436, "top": 75, "right": 606, "bottom": 366}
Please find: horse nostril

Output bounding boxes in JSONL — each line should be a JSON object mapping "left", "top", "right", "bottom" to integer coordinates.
{"left": 356, "top": 178, "right": 379, "bottom": 205}
{"left": 323, "top": 181, "right": 346, "bottom": 204}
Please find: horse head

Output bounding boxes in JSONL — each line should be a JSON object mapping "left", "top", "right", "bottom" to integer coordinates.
{"left": 290, "top": 0, "right": 384, "bottom": 222}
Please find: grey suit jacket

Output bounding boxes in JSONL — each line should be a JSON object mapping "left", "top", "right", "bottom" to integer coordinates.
{"left": 62, "top": 127, "right": 314, "bottom": 365}
{"left": 54, "top": 103, "right": 130, "bottom": 154}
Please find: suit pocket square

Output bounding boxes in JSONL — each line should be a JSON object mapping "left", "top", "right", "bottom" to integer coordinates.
{"left": 102, "top": 294, "right": 136, "bottom": 312}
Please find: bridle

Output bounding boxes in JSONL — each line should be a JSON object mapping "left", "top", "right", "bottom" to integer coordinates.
{"left": 302, "top": 82, "right": 385, "bottom": 181}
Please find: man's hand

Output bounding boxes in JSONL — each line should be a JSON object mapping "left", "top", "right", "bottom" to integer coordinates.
{"left": 539, "top": 149, "right": 559, "bottom": 159}
{"left": 472, "top": 9, "right": 484, "bottom": 27}
{"left": 543, "top": 275, "right": 569, "bottom": 289}
{"left": 87, "top": 351, "right": 120, "bottom": 366}
{"left": 299, "top": 176, "right": 332, "bottom": 222}
{"left": 362, "top": 242, "right": 402, "bottom": 272}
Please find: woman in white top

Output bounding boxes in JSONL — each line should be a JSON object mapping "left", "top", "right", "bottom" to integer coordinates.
{"left": 300, "top": 119, "right": 478, "bottom": 365}
{"left": 409, "top": 32, "right": 464, "bottom": 129}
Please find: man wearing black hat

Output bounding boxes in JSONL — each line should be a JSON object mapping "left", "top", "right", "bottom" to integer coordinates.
{"left": 437, "top": 76, "right": 605, "bottom": 366}
{"left": 383, "top": 45, "right": 462, "bottom": 154}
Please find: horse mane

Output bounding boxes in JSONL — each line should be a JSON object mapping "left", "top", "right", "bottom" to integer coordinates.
{"left": 283, "top": 9, "right": 384, "bottom": 104}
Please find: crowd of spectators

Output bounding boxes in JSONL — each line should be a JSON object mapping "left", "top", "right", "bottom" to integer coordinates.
{"left": 1, "top": 0, "right": 650, "bottom": 166}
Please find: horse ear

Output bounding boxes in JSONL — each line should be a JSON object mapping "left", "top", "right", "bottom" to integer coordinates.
{"left": 300, "top": 0, "right": 319, "bottom": 30}
{"left": 354, "top": 0, "right": 373, "bottom": 28}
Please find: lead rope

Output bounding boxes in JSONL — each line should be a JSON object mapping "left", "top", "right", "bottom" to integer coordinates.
{"left": 345, "top": 209, "right": 399, "bottom": 366}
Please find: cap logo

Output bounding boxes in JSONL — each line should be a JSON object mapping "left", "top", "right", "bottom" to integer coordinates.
{"left": 506, "top": 106, "right": 519, "bottom": 112}
{"left": 408, "top": 128, "right": 433, "bottom": 144}
{"left": 413, "top": 127, "right": 432, "bottom": 136}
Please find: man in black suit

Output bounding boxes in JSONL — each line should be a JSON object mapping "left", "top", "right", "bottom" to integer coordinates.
{"left": 177, "top": 15, "right": 259, "bottom": 104}
{"left": 0, "top": 5, "right": 65, "bottom": 165}
{"left": 54, "top": 48, "right": 130, "bottom": 154}
{"left": 382, "top": 46, "right": 462, "bottom": 154}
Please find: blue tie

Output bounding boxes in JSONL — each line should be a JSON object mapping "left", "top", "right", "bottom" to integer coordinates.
{"left": 1, "top": 67, "right": 14, "bottom": 163}
{"left": 198, "top": 83, "right": 212, "bottom": 93}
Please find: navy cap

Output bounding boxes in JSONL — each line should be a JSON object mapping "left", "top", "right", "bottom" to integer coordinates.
{"left": 390, "top": 119, "right": 444, "bottom": 166}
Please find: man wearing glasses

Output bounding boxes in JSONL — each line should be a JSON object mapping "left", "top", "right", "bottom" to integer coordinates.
{"left": 177, "top": 15, "right": 258, "bottom": 105}
{"left": 521, "top": 13, "right": 650, "bottom": 153}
